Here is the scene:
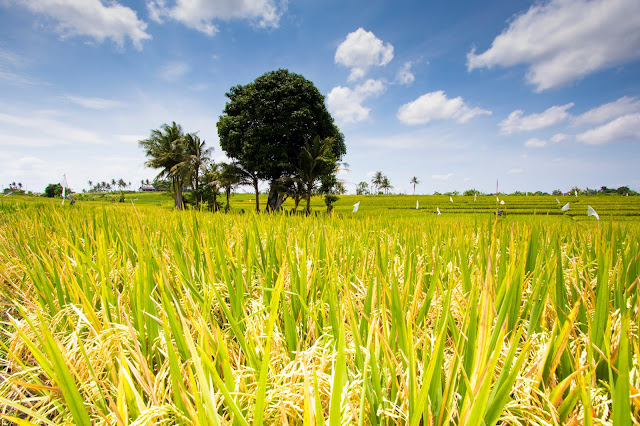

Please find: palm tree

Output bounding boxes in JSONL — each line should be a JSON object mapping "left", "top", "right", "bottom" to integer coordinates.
{"left": 371, "top": 171, "right": 384, "bottom": 194}
{"left": 291, "top": 136, "right": 335, "bottom": 214}
{"left": 88, "top": 180, "right": 93, "bottom": 191}
{"left": 139, "top": 121, "right": 188, "bottom": 210}
{"left": 218, "top": 162, "right": 246, "bottom": 213}
{"left": 380, "top": 176, "right": 393, "bottom": 194}
{"left": 410, "top": 176, "right": 420, "bottom": 195}
{"left": 202, "top": 163, "right": 221, "bottom": 212}
{"left": 183, "top": 133, "right": 212, "bottom": 193}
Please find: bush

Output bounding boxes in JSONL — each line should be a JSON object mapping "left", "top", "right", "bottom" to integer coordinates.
{"left": 44, "top": 183, "right": 63, "bottom": 198}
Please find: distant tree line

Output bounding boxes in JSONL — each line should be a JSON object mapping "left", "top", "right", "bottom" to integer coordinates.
{"left": 85, "top": 178, "right": 132, "bottom": 193}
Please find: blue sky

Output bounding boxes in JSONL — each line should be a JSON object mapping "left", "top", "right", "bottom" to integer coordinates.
{"left": 1, "top": 0, "right": 639, "bottom": 195}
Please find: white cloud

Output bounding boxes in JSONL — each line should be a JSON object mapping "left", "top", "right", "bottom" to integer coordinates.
{"left": 397, "top": 91, "right": 491, "bottom": 125}
{"left": 0, "top": 152, "right": 50, "bottom": 186}
{"left": 160, "top": 62, "right": 190, "bottom": 81}
{"left": 146, "top": 0, "right": 284, "bottom": 36}
{"left": 396, "top": 61, "right": 414, "bottom": 85}
{"left": 0, "top": 110, "right": 104, "bottom": 146}
{"left": 550, "top": 133, "right": 569, "bottom": 143}
{"left": 335, "top": 28, "right": 394, "bottom": 81}
{"left": 499, "top": 103, "right": 573, "bottom": 134}
{"left": 573, "top": 96, "right": 640, "bottom": 126}
{"left": 326, "top": 79, "right": 385, "bottom": 124}
{"left": 576, "top": 113, "right": 640, "bottom": 145}
{"left": 16, "top": 0, "right": 151, "bottom": 49}
{"left": 0, "top": 69, "right": 40, "bottom": 86}
{"left": 432, "top": 173, "right": 453, "bottom": 181}
{"left": 0, "top": 47, "right": 41, "bottom": 86}
{"left": 524, "top": 138, "right": 547, "bottom": 148}
{"left": 65, "top": 95, "right": 122, "bottom": 109}
{"left": 508, "top": 168, "right": 524, "bottom": 174}
{"left": 467, "top": 0, "right": 640, "bottom": 91}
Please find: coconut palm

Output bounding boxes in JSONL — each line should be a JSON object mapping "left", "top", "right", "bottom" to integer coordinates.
{"left": 371, "top": 171, "right": 384, "bottom": 194}
{"left": 380, "top": 176, "right": 393, "bottom": 194}
{"left": 218, "top": 162, "right": 247, "bottom": 213}
{"left": 410, "top": 176, "right": 420, "bottom": 195}
{"left": 139, "top": 122, "right": 188, "bottom": 210}
{"left": 290, "top": 136, "right": 336, "bottom": 214}
{"left": 182, "top": 133, "right": 212, "bottom": 194}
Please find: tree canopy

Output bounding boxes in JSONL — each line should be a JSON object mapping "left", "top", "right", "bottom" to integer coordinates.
{"left": 217, "top": 69, "right": 345, "bottom": 211}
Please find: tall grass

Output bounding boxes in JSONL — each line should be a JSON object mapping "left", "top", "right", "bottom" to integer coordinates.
{"left": 0, "top": 203, "right": 638, "bottom": 424}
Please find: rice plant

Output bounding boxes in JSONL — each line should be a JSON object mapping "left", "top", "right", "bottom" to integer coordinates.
{"left": 0, "top": 202, "right": 638, "bottom": 424}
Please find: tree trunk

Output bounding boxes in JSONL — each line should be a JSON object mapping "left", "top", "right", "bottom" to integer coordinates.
{"left": 266, "top": 184, "right": 286, "bottom": 212}
{"left": 174, "top": 176, "right": 184, "bottom": 210}
{"left": 225, "top": 186, "right": 231, "bottom": 213}
{"left": 194, "top": 169, "right": 200, "bottom": 208}
{"left": 305, "top": 190, "right": 312, "bottom": 215}
{"left": 293, "top": 196, "right": 300, "bottom": 214}
{"left": 253, "top": 178, "right": 260, "bottom": 212}
{"left": 212, "top": 189, "right": 217, "bottom": 212}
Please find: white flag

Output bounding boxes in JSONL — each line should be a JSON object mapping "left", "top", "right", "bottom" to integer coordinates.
{"left": 450, "top": 196, "right": 453, "bottom": 202}
{"left": 574, "top": 190, "right": 578, "bottom": 197}
{"left": 556, "top": 198, "right": 560, "bottom": 203}
{"left": 496, "top": 196, "right": 500, "bottom": 202}
{"left": 416, "top": 200, "right": 419, "bottom": 209}
{"left": 437, "top": 207, "right": 441, "bottom": 215}
{"left": 474, "top": 193, "right": 477, "bottom": 202}
{"left": 561, "top": 202, "right": 570, "bottom": 212}
{"left": 352, "top": 202, "right": 360, "bottom": 213}
{"left": 587, "top": 205, "right": 599, "bottom": 220}
{"left": 61, "top": 174, "right": 69, "bottom": 206}
{"left": 500, "top": 200, "right": 505, "bottom": 205}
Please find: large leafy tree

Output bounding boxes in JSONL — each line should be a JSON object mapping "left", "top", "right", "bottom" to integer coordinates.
{"left": 217, "top": 69, "right": 345, "bottom": 212}
{"left": 139, "top": 122, "right": 188, "bottom": 210}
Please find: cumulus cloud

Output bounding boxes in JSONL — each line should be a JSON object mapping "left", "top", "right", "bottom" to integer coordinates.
{"left": 147, "top": 0, "right": 285, "bottom": 36}
{"left": 524, "top": 138, "right": 547, "bottom": 148}
{"left": 576, "top": 113, "right": 640, "bottom": 144}
{"left": 573, "top": 96, "right": 640, "bottom": 126}
{"left": 432, "top": 173, "right": 453, "bottom": 181}
{"left": 335, "top": 28, "right": 394, "bottom": 81}
{"left": 396, "top": 61, "right": 414, "bottom": 85}
{"left": 15, "top": 0, "right": 151, "bottom": 49}
{"left": 499, "top": 103, "right": 573, "bottom": 134}
{"left": 65, "top": 95, "right": 122, "bottom": 109}
{"left": 467, "top": 0, "right": 640, "bottom": 91}
{"left": 550, "top": 133, "right": 569, "bottom": 143}
{"left": 397, "top": 91, "right": 491, "bottom": 125}
{"left": 326, "top": 79, "right": 385, "bottom": 124}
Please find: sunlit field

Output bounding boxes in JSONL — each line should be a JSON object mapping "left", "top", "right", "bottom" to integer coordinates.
{"left": 1, "top": 195, "right": 638, "bottom": 424}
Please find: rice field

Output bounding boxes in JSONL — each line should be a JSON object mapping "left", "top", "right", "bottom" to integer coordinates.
{"left": 1, "top": 196, "right": 639, "bottom": 425}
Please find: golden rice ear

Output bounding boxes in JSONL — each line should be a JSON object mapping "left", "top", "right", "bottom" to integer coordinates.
{"left": 0, "top": 195, "right": 638, "bottom": 424}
